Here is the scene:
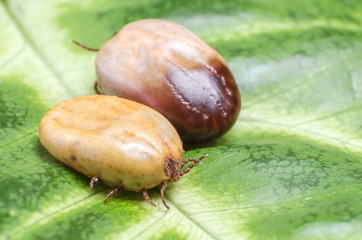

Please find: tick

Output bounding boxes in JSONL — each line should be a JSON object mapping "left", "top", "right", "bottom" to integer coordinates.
{"left": 73, "top": 19, "right": 241, "bottom": 143}
{"left": 39, "top": 95, "right": 205, "bottom": 209}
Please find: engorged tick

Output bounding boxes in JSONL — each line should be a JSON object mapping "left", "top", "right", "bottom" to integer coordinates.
{"left": 39, "top": 95, "right": 205, "bottom": 209}
{"left": 73, "top": 18, "right": 241, "bottom": 143}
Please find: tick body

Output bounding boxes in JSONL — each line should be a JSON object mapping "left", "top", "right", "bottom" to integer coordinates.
{"left": 94, "top": 19, "right": 241, "bottom": 143}
{"left": 39, "top": 95, "right": 204, "bottom": 208}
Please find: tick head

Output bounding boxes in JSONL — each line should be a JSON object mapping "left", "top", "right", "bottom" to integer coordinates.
{"left": 164, "top": 156, "right": 180, "bottom": 182}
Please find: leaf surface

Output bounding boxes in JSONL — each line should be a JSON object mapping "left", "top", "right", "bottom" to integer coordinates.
{"left": 1, "top": 0, "right": 362, "bottom": 239}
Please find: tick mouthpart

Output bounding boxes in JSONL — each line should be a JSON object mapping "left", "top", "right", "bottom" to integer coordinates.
{"left": 164, "top": 156, "right": 180, "bottom": 182}
{"left": 171, "top": 172, "right": 180, "bottom": 182}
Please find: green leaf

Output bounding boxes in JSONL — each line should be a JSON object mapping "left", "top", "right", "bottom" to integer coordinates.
{"left": 1, "top": 0, "right": 362, "bottom": 239}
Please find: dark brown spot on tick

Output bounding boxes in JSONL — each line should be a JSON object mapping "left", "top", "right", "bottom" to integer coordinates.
{"left": 70, "top": 154, "right": 77, "bottom": 162}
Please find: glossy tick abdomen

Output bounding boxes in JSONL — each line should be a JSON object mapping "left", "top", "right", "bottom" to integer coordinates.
{"left": 39, "top": 95, "right": 184, "bottom": 192}
{"left": 95, "top": 19, "right": 241, "bottom": 143}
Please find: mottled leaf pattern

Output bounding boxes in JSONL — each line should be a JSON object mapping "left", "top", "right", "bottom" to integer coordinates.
{"left": 0, "top": 0, "right": 361, "bottom": 239}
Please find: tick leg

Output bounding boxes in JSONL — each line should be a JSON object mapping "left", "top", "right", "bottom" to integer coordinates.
{"left": 179, "top": 154, "right": 207, "bottom": 177}
{"left": 104, "top": 187, "right": 122, "bottom": 204}
{"left": 143, "top": 190, "right": 156, "bottom": 207}
{"left": 181, "top": 158, "right": 199, "bottom": 169}
{"left": 72, "top": 40, "right": 99, "bottom": 52}
{"left": 94, "top": 82, "right": 102, "bottom": 94}
{"left": 89, "top": 177, "right": 100, "bottom": 191}
{"left": 160, "top": 180, "right": 169, "bottom": 209}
